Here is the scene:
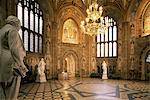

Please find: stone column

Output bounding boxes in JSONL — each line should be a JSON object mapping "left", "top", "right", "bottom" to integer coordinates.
{"left": 121, "top": 22, "right": 130, "bottom": 79}
{"left": 81, "top": 33, "right": 86, "bottom": 77}
{"left": 44, "top": 39, "right": 52, "bottom": 79}
{"left": 57, "top": 22, "right": 62, "bottom": 76}
{"left": 51, "top": 21, "right": 58, "bottom": 79}
{"left": 91, "top": 36, "right": 96, "bottom": 72}
{"left": 44, "top": 14, "right": 53, "bottom": 79}
{"left": 57, "top": 43, "right": 61, "bottom": 71}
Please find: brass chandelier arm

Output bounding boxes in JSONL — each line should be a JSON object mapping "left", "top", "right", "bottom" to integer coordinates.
{"left": 80, "top": 0, "right": 109, "bottom": 36}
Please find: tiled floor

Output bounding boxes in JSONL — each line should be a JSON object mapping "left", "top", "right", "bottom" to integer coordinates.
{"left": 18, "top": 78, "right": 150, "bottom": 100}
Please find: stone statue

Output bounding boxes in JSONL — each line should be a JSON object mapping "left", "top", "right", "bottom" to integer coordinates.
{"left": 117, "top": 58, "right": 122, "bottom": 70}
{"left": 0, "top": 15, "right": 28, "bottom": 100}
{"left": 45, "top": 55, "right": 52, "bottom": 79}
{"left": 46, "top": 40, "right": 50, "bottom": 54}
{"left": 102, "top": 61, "right": 108, "bottom": 79}
{"left": 130, "top": 40, "right": 135, "bottom": 54}
{"left": 36, "top": 58, "right": 47, "bottom": 82}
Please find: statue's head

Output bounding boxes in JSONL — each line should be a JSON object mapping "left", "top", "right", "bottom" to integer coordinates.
{"left": 41, "top": 58, "right": 44, "bottom": 61}
{"left": 103, "top": 60, "right": 106, "bottom": 63}
{"left": 6, "top": 15, "right": 21, "bottom": 31}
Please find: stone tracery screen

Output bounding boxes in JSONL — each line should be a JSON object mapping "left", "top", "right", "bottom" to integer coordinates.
{"left": 62, "top": 19, "right": 79, "bottom": 44}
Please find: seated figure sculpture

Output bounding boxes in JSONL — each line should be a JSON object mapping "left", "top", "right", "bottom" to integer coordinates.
{"left": 36, "top": 58, "right": 47, "bottom": 82}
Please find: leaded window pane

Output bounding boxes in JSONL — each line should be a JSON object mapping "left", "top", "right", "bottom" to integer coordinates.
{"left": 30, "top": 11, "right": 34, "bottom": 31}
{"left": 105, "top": 28, "right": 108, "bottom": 42}
{"left": 30, "top": 33, "right": 34, "bottom": 52}
{"left": 101, "top": 43, "right": 104, "bottom": 57}
{"left": 39, "top": 36, "right": 42, "bottom": 53}
{"left": 35, "top": 14, "right": 38, "bottom": 33}
{"left": 97, "top": 43, "right": 100, "bottom": 57}
{"left": 97, "top": 34, "right": 100, "bottom": 42}
{"left": 109, "top": 42, "right": 112, "bottom": 57}
{"left": 40, "top": 16, "right": 43, "bottom": 34}
{"left": 105, "top": 43, "right": 108, "bottom": 57}
{"left": 101, "top": 32, "right": 104, "bottom": 42}
{"left": 17, "top": 3, "right": 22, "bottom": 25}
{"left": 113, "top": 42, "right": 117, "bottom": 56}
{"left": 17, "top": 0, "right": 43, "bottom": 53}
{"left": 109, "top": 27, "right": 112, "bottom": 41}
{"left": 24, "top": 7, "right": 28, "bottom": 28}
{"left": 24, "top": 30, "right": 28, "bottom": 51}
{"left": 24, "top": 0, "right": 26, "bottom": 5}
{"left": 35, "top": 35, "right": 38, "bottom": 52}
{"left": 113, "top": 26, "right": 117, "bottom": 41}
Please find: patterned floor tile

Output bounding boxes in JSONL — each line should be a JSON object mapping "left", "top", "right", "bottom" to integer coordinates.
{"left": 18, "top": 78, "right": 150, "bottom": 100}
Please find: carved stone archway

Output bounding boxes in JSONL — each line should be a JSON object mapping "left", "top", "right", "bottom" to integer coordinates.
{"left": 141, "top": 46, "right": 150, "bottom": 80}
{"left": 62, "top": 50, "right": 79, "bottom": 78}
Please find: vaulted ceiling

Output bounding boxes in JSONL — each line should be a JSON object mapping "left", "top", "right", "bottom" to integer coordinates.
{"left": 48, "top": 0, "right": 141, "bottom": 22}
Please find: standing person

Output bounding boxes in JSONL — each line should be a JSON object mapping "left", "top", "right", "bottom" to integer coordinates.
{"left": 97, "top": 66, "right": 100, "bottom": 74}
{"left": 36, "top": 58, "right": 47, "bottom": 83}
{"left": 100, "top": 64, "right": 103, "bottom": 78}
{"left": 0, "top": 15, "right": 28, "bottom": 100}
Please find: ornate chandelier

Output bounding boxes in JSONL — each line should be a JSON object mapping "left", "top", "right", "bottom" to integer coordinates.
{"left": 80, "top": 0, "right": 109, "bottom": 36}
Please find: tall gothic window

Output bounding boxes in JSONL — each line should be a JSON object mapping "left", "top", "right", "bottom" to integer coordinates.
{"left": 17, "top": 0, "right": 43, "bottom": 53}
{"left": 97, "top": 17, "right": 118, "bottom": 58}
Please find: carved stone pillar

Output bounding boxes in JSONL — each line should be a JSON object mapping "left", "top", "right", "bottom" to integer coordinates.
{"left": 121, "top": 21, "right": 130, "bottom": 79}
{"left": 51, "top": 21, "right": 58, "bottom": 78}
{"left": 81, "top": 33, "right": 86, "bottom": 77}
{"left": 91, "top": 36, "right": 96, "bottom": 72}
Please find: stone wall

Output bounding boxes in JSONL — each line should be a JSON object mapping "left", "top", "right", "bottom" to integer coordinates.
{"left": 0, "top": 0, "right": 149, "bottom": 80}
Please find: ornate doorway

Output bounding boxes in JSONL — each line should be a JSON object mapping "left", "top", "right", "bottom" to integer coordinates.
{"left": 62, "top": 51, "right": 79, "bottom": 78}
{"left": 64, "top": 55, "right": 75, "bottom": 77}
{"left": 145, "top": 51, "right": 150, "bottom": 80}
{"left": 141, "top": 47, "right": 150, "bottom": 80}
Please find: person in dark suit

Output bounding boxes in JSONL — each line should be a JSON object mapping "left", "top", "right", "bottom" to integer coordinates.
{"left": 97, "top": 66, "right": 100, "bottom": 74}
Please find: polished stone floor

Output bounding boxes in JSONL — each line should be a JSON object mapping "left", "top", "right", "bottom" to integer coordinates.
{"left": 18, "top": 78, "right": 150, "bottom": 100}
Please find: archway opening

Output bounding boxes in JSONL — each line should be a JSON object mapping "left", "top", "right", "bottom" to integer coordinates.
{"left": 145, "top": 50, "right": 150, "bottom": 80}
{"left": 64, "top": 54, "right": 76, "bottom": 78}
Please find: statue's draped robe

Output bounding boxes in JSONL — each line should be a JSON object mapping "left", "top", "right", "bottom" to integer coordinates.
{"left": 36, "top": 60, "right": 47, "bottom": 82}
{"left": 102, "top": 61, "right": 108, "bottom": 79}
{"left": 0, "top": 24, "right": 28, "bottom": 100}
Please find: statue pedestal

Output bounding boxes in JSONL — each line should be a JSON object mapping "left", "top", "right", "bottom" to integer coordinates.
{"left": 36, "top": 74, "right": 47, "bottom": 83}
{"left": 58, "top": 72, "right": 68, "bottom": 80}
{"left": 102, "top": 74, "right": 108, "bottom": 79}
